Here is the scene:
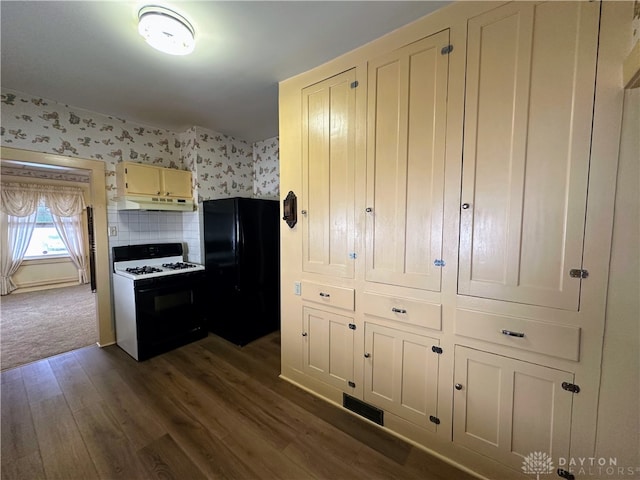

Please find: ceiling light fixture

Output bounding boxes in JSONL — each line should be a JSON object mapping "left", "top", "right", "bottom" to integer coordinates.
{"left": 138, "top": 5, "right": 195, "bottom": 56}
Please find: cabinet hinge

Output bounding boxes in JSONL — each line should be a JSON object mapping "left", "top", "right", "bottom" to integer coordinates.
{"left": 429, "top": 415, "right": 441, "bottom": 425}
{"left": 432, "top": 346, "right": 443, "bottom": 354}
{"left": 441, "top": 44, "right": 453, "bottom": 55}
{"left": 557, "top": 468, "right": 576, "bottom": 480}
{"left": 124, "top": 168, "right": 128, "bottom": 174}
{"left": 349, "top": 252, "right": 357, "bottom": 259}
{"left": 561, "top": 382, "right": 580, "bottom": 394}
{"left": 125, "top": 182, "right": 128, "bottom": 188}
{"left": 569, "top": 269, "right": 589, "bottom": 279}
{"left": 348, "top": 323, "right": 356, "bottom": 330}
{"left": 434, "top": 259, "right": 446, "bottom": 267}
{"left": 350, "top": 80, "right": 359, "bottom": 89}
{"left": 348, "top": 380, "right": 356, "bottom": 388}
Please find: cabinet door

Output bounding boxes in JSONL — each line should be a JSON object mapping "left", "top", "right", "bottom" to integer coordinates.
{"left": 364, "top": 323, "right": 439, "bottom": 429}
{"left": 453, "top": 347, "right": 573, "bottom": 471}
{"left": 458, "top": 2, "right": 600, "bottom": 310}
{"left": 301, "top": 69, "right": 356, "bottom": 278}
{"left": 123, "top": 162, "right": 162, "bottom": 196}
{"left": 365, "top": 30, "right": 449, "bottom": 292}
{"left": 302, "top": 307, "right": 355, "bottom": 392}
{"left": 163, "top": 169, "right": 192, "bottom": 199}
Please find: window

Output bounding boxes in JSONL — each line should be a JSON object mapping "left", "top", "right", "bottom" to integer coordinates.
{"left": 24, "top": 201, "right": 69, "bottom": 258}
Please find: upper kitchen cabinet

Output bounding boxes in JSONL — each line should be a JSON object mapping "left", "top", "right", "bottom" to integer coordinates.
{"left": 458, "top": 1, "right": 600, "bottom": 310}
{"left": 117, "top": 161, "right": 193, "bottom": 200}
{"left": 365, "top": 30, "right": 450, "bottom": 292}
{"left": 301, "top": 69, "right": 357, "bottom": 279}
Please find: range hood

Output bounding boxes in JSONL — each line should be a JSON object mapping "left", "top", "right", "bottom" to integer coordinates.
{"left": 116, "top": 195, "right": 194, "bottom": 212}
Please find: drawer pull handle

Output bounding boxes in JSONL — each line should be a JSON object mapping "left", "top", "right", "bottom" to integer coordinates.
{"left": 319, "top": 292, "right": 330, "bottom": 298}
{"left": 391, "top": 307, "right": 407, "bottom": 314}
{"left": 501, "top": 329, "right": 525, "bottom": 338}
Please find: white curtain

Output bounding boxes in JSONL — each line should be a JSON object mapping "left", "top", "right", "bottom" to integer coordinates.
{"left": 0, "top": 210, "right": 37, "bottom": 295}
{"left": 0, "top": 182, "right": 87, "bottom": 294}
{"left": 51, "top": 214, "right": 88, "bottom": 284}
{"left": 43, "top": 187, "right": 88, "bottom": 284}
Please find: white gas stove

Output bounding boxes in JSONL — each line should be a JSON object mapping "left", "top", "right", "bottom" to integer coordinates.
{"left": 113, "top": 255, "right": 205, "bottom": 280}
{"left": 112, "top": 243, "right": 207, "bottom": 361}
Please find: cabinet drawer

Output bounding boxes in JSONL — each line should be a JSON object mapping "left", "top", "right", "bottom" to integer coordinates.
{"left": 455, "top": 309, "right": 581, "bottom": 361}
{"left": 362, "top": 292, "right": 441, "bottom": 330}
{"left": 301, "top": 281, "right": 355, "bottom": 311}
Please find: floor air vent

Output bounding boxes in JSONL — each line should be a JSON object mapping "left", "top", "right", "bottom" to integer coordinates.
{"left": 343, "top": 393, "right": 384, "bottom": 426}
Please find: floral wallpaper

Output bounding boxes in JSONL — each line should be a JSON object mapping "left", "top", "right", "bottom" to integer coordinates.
{"left": 1, "top": 87, "right": 279, "bottom": 260}
{"left": 253, "top": 136, "right": 280, "bottom": 199}
{"left": 1, "top": 89, "right": 183, "bottom": 204}
{"left": 185, "top": 127, "right": 255, "bottom": 203}
{"left": 1, "top": 89, "right": 280, "bottom": 204}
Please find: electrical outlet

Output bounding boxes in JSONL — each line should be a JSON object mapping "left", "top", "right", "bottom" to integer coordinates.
{"left": 109, "top": 226, "right": 118, "bottom": 236}
{"left": 294, "top": 281, "right": 301, "bottom": 296}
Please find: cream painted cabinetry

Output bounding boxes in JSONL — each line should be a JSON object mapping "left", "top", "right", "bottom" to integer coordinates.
{"left": 364, "top": 322, "right": 440, "bottom": 429}
{"left": 302, "top": 306, "right": 356, "bottom": 394}
{"left": 458, "top": 1, "right": 600, "bottom": 310}
{"left": 297, "top": 68, "right": 359, "bottom": 395}
{"left": 280, "top": 1, "right": 625, "bottom": 478}
{"left": 365, "top": 30, "right": 449, "bottom": 292}
{"left": 116, "top": 161, "right": 193, "bottom": 199}
{"left": 302, "top": 69, "right": 356, "bottom": 279}
{"left": 453, "top": 346, "right": 573, "bottom": 471}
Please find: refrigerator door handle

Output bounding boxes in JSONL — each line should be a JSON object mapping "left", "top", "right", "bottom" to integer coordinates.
{"left": 235, "top": 212, "right": 244, "bottom": 262}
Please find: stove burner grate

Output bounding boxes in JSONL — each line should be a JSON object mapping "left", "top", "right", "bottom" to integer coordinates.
{"left": 125, "top": 266, "right": 163, "bottom": 275}
{"left": 162, "top": 262, "right": 197, "bottom": 270}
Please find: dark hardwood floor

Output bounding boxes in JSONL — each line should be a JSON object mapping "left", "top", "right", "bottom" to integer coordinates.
{"left": 1, "top": 332, "right": 475, "bottom": 480}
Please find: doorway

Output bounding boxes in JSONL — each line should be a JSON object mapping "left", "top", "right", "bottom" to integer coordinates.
{"left": 0, "top": 147, "right": 114, "bottom": 354}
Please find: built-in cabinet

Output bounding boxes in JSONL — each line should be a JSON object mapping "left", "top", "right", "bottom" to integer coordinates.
{"left": 364, "top": 322, "right": 440, "bottom": 430}
{"left": 116, "top": 161, "right": 193, "bottom": 200}
{"left": 458, "top": 1, "right": 600, "bottom": 310}
{"left": 453, "top": 346, "right": 573, "bottom": 471}
{"left": 280, "top": 1, "right": 626, "bottom": 478}
{"left": 301, "top": 70, "right": 356, "bottom": 279}
{"left": 365, "top": 29, "right": 449, "bottom": 292}
{"left": 302, "top": 306, "right": 355, "bottom": 393}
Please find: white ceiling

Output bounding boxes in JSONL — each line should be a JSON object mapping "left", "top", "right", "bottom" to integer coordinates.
{"left": 1, "top": 1, "right": 449, "bottom": 143}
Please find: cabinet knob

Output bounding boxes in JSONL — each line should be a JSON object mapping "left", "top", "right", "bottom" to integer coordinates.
{"left": 301, "top": 210, "right": 308, "bottom": 215}
{"left": 364, "top": 353, "right": 371, "bottom": 358}
{"left": 455, "top": 383, "right": 463, "bottom": 390}
{"left": 157, "top": 191, "right": 161, "bottom": 195}
{"left": 365, "top": 207, "right": 373, "bottom": 213}
{"left": 461, "top": 203, "right": 470, "bottom": 210}
{"left": 302, "top": 332, "right": 308, "bottom": 337}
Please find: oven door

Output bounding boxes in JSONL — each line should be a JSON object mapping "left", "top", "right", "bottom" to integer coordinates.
{"left": 134, "top": 271, "right": 206, "bottom": 360}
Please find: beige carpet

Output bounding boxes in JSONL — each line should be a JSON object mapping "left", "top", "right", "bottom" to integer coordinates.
{"left": 0, "top": 284, "right": 97, "bottom": 371}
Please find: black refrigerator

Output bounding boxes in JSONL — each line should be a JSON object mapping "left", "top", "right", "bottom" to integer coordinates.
{"left": 202, "top": 197, "right": 280, "bottom": 346}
